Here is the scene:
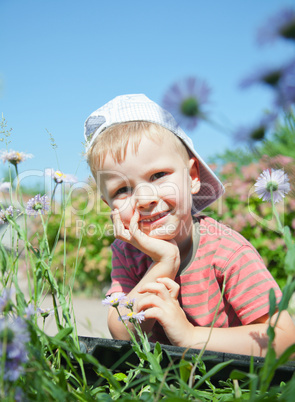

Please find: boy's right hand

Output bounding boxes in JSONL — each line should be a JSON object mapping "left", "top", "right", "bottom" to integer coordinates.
{"left": 112, "top": 209, "right": 180, "bottom": 269}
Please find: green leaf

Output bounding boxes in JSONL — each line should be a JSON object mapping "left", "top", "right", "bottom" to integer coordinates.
{"left": 279, "top": 281, "right": 295, "bottom": 311}
{"left": 194, "top": 360, "right": 233, "bottom": 389}
{"left": 52, "top": 327, "right": 73, "bottom": 341}
{"left": 113, "top": 372, "right": 128, "bottom": 382}
{"left": 283, "top": 226, "right": 294, "bottom": 249}
{"left": 153, "top": 341, "right": 163, "bottom": 364}
{"left": 284, "top": 244, "right": 295, "bottom": 275}
{"left": 179, "top": 359, "right": 193, "bottom": 383}
{"left": 268, "top": 288, "right": 277, "bottom": 318}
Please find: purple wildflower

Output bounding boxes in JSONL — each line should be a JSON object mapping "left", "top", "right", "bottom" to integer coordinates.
{"left": 233, "top": 113, "right": 277, "bottom": 145}
{"left": 119, "top": 310, "right": 146, "bottom": 324}
{"left": 25, "top": 194, "right": 50, "bottom": 216}
{"left": 45, "top": 168, "right": 78, "bottom": 184}
{"left": 239, "top": 59, "right": 295, "bottom": 110}
{"left": 275, "top": 59, "right": 295, "bottom": 109}
{"left": 0, "top": 150, "right": 33, "bottom": 166}
{"left": 102, "top": 293, "right": 127, "bottom": 308}
{"left": 36, "top": 307, "right": 54, "bottom": 318}
{"left": 121, "top": 298, "right": 135, "bottom": 310}
{"left": 239, "top": 65, "right": 285, "bottom": 89}
{"left": 0, "top": 288, "right": 14, "bottom": 313}
{"left": 0, "top": 205, "right": 14, "bottom": 224}
{"left": 162, "top": 77, "right": 211, "bottom": 130}
{"left": 24, "top": 304, "right": 35, "bottom": 319}
{"left": 255, "top": 169, "right": 290, "bottom": 204}
{"left": 0, "top": 317, "right": 30, "bottom": 381}
{"left": 257, "top": 8, "right": 295, "bottom": 45}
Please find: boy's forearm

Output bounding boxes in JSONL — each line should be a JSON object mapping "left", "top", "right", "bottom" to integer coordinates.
{"left": 178, "top": 311, "right": 295, "bottom": 357}
{"left": 108, "top": 258, "right": 180, "bottom": 340}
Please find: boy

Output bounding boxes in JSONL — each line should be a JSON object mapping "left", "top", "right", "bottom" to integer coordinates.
{"left": 84, "top": 94, "right": 295, "bottom": 357}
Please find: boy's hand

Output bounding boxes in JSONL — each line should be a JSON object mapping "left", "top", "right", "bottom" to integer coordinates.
{"left": 137, "top": 277, "right": 194, "bottom": 346}
{"left": 112, "top": 209, "right": 180, "bottom": 267}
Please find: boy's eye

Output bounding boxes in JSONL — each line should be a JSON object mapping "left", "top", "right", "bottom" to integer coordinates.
{"left": 151, "top": 172, "right": 167, "bottom": 181}
{"left": 114, "top": 186, "right": 131, "bottom": 197}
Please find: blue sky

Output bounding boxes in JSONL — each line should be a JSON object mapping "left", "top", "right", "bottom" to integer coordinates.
{"left": 1, "top": 0, "right": 294, "bottom": 189}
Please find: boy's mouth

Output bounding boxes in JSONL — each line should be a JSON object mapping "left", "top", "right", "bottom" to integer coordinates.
{"left": 139, "top": 211, "right": 169, "bottom": 223}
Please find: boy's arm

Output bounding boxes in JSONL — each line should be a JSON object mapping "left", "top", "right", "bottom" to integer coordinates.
{"left": 107, "top": 209, "right": 180, "bottom": 340}
{"left": 137, "top": 278, "right": 295, "bottom": 357}
{"left": 186, "top": 310, "right": 295, "bottom": 357}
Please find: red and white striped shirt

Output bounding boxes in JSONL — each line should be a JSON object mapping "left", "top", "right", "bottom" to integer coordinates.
{"left": 107, "top": 216, "right": 282, "bottom": 344}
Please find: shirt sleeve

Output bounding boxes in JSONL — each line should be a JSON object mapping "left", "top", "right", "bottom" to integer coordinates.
{"left": 106, "top": 240, "right": 152, "bottom": 296}
{"left": 221, "top": 244, "right": 282, "bottom": 325}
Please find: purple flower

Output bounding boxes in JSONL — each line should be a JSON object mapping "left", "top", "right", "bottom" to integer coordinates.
{"left": 240, "top": 65, "right": 284, "bottom": 89}
{"left": 0, "top": 288, "right": 14, "bottom": 313}
{"left": 45, "top": 168, "right": 78, "bottom": 184}
{"left": 119, "top": 310, "right": 146, "bottom": 324}
{"left": 24, "top": 304, "right": 35, "bottom": 319}
{"left": 0, "top": 317, "right": 30, "bottom": 381}
{"left": 25, "top": 194, "right": 50, "bottom": 216}
{"left": 239, "top": 59, "right": 295, "bottom": 110}
{"left": 36, "top": 307, "right": 54, "bottom": 318}
{"left": 255, "top": 169, "right": 290, "bottom": 203}
{"left": 257, "top": 8, "right": 295, "bottom": 45}
{"left": 233, "top": 113, "right": 277, "bottom": 145}
{"left": 0, "top": 150, "right": 33, "bottom": 166}
{"left": 162, "top": 77, "right": 211, "bottom": 130}
{"left": 102, "top": 293, "right": 127, "bottom": 308}
{"left": 121, "top": 298, "right": 135, "bottom": 310}
{"left": 275, "top": 59, "right": 295, "bottom": 109}
{"left": 0, "top": 205, "right": 14, "bottom": 224}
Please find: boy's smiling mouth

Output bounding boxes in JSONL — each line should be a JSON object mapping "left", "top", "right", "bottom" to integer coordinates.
{"left": 139, "top": 211, "right": 170, "bottom": 223}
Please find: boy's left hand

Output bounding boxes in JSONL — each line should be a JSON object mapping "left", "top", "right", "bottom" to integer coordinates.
{"left": 137, "top": 277, "right": 194, "bottom": 346}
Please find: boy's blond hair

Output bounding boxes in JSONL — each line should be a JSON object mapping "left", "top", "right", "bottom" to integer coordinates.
{"left": 87, "top": 121, "right": 190, "bottom": 177}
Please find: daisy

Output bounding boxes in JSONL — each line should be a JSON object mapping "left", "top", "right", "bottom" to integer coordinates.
{"left": 0, "top": 150, "right": 33, "bottom": 166}
{"left": 26, "top": 194, "right": 50, "bottom": 216}
{"left": 102, "top": 293, "right": 127, "bottom": 308}
{"left": 257, "top": 8, "right": 295, "bottom": 45}
{"left": 162, "top": 77, "right": 211, "bottom": 130}
{"left": 239, "top": 65, "right": 284, "bottom": 89}
{"left": 119, "top": 310, "right": 146, "bottom": 324}
{"left": 36, "top": 307, "right": 54, "bottom": 318}
{"left": 254, "top": 169, "right": 290, "bottom": 203}
{"left": 0, "top": 205, "right": 14, "bottom": 225}
{"left": 45, "top": 168, "right": 78, "bottom": 184}
{"left": 233, "top": 114, "right": 276, "bottom": 145}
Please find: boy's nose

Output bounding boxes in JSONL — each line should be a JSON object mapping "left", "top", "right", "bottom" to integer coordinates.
{"left": 133, "top": 183, "right": 158, "bottom": 209}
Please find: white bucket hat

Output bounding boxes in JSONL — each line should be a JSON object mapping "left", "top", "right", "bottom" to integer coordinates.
{"left": 84, "top": 94, "right": 225, "bottom": 213}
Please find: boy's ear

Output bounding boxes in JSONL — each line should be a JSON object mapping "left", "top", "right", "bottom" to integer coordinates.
{"left": 189, "top": 157, "right": 201, "bottom": 194}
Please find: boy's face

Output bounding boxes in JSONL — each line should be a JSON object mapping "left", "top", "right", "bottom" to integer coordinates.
{"left": 98, "top": 134, "right": 200, "bottom": 249}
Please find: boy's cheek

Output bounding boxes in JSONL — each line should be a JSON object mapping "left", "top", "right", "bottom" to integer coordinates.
{"left": 113, "top": 205, "right": 133, "bottom": 229}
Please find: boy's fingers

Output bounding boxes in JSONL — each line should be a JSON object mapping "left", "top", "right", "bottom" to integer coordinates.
{"left": 138, "top": 282, "right": 172, "bottom": 300}
{"left": 156, "top": 277, "right": 180, "bottom": 299}
{"left": 129, "top": 209, "right": 140, "bottom": 235}
{"left": 112, "top": 209, "right": 131, "bottom": 240}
